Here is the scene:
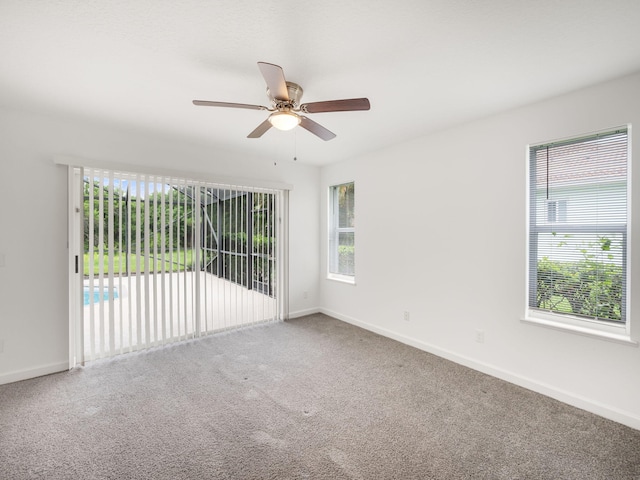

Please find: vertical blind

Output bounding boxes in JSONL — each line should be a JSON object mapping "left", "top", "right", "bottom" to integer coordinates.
{"left": 80, "top": 168, "right": 284, "bottom": 362}
{"left": 528, "top": 128, "right": 628, "bottom": 323}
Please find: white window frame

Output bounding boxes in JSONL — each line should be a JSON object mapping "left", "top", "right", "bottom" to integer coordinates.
{"left": 328, "top": 181, "right": 355, "bottom": 284}
{"left": 523, "top": 127, "right": 636, "bottom": 345}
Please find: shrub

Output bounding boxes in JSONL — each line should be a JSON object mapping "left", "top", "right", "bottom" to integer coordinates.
{"left": 536, "top": 257, "right": 623, "bottom": 322}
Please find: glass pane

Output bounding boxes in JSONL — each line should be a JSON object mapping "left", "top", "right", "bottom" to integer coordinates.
{"left": 534, "top": 232, "right": 624, "bottom": 322}
{"left": 338, "top": 231, "right": 355, "bottom": 275}
{"left": 338, "top": 183, "right": 355, "bottom": 228}
{"left": 533, "top": 132, "right": 627, "bottom": 226}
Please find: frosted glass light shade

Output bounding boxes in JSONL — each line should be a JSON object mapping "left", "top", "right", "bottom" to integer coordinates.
{"left": 268, "top": 111, "right": 301, "bottom": 131}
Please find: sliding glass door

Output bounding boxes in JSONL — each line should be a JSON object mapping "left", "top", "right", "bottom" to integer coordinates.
{"left": 72, "top": 167, "right": 286, "bottom": 363}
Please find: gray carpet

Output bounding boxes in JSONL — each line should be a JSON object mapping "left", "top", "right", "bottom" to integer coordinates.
{"left": 1, "top": 313, "right": 639, "bottom": 479}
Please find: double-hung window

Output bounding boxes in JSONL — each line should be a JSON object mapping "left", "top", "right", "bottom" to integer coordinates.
{"left": 527, "top": 127, "right": 630, "bottom": 337}
{"left": 328, "top": 181, "right": 355, "bottom": 282}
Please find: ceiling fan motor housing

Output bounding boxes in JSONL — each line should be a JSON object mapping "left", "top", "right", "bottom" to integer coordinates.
{"left": 268, "top": 82, "right": 304, "bottom": 109}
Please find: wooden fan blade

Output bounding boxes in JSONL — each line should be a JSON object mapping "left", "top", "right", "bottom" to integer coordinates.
{"left": 193, "top": 100, "right": 268, "bottom": 110}
{"left": 300, "top": 98, "right": 370, "bottom": 114}
{"left": 257, "top": 62, "right": 289, "bottom": 101}
{"left": 299, "top": 116, "right": 336, "bottom": 141}
{"left": 247, "top": 119, "right": 272, "bottom": 138}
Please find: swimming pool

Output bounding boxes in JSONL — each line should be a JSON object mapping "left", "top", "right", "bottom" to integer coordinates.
{"left": 84, "top": 286, "right": 119, "bottom": 306}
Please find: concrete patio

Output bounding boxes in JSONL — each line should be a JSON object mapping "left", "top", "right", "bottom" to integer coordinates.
{"left": 82, "top": 271, "right": 278, "bottom": 361}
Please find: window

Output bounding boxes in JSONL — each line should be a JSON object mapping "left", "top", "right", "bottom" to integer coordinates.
{"left": 329, "top": 182, "right": 355, "bottom": 281}
{"left": 527, "top": 128, "right": 629, "bottom": 334}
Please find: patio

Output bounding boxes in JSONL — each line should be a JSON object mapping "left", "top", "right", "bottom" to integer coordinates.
{"left": 82, "top": 271, "right": 278, "bottom": 361}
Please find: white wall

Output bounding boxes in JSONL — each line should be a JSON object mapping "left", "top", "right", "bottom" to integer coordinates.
{"left": 0, "top": 107, "right": 320, "bottom": 383}
{"left": 320, "top": 72, "right": 640, "bottom": 430}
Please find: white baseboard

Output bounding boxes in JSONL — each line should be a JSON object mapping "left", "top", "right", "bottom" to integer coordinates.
{"left": 320, "top": 308, "right": 640, "bottom": 431}
{"left": 0, "top": 361, "right": 68, "bottom": 386}
{"left": 288, "top": 307, "right": 321, "bottom": 319}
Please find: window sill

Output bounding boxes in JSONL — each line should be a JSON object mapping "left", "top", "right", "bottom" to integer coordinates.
{"left": 521, "top": 315, "right": 638, "bottom": 346}
{"left": 327, "top": 273, "right": 356, "bottom": 285}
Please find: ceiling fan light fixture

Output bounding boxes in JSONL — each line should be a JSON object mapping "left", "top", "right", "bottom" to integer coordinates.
{"left": 268, "top": 111, "right": 301, "bottom": 131}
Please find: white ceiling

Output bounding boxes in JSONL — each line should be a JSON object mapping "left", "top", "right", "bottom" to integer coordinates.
{"left": 2, "top": 1, "right": 640, "bottom": 166}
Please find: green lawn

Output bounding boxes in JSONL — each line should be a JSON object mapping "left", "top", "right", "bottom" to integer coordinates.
{"left": 84, "top": 250, "right": 196, "bottom": 276}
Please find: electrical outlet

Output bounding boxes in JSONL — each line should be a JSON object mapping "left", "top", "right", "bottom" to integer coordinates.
{"left": 403, "top": 311, "right": 410, "bottom": 322}
{"left": 303, "top": 291, "right": 308, "bottom": 299}
{"left": 475, "top": 329, "right": 485, "bottom": 344}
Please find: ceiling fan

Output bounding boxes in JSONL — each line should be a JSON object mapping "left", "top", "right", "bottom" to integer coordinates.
{"left": 193, "top": 61, "right": 370, "bottom": 141}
